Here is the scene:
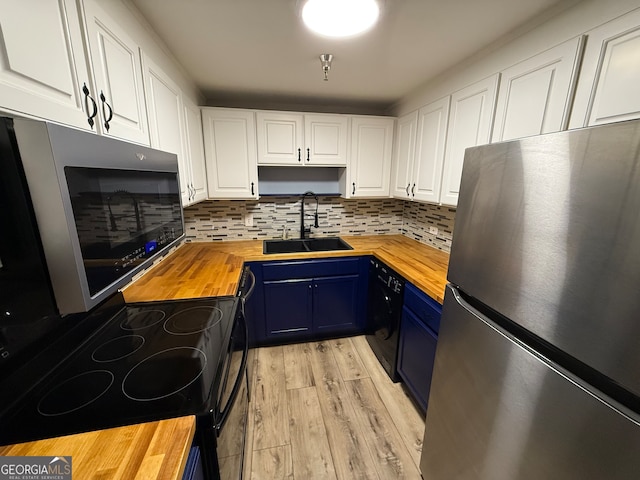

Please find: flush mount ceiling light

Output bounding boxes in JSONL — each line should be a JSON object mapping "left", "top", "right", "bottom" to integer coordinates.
{"left": 302, "top": 0, "right": 380, "bottom": 38}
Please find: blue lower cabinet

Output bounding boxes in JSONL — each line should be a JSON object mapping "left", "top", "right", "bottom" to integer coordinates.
{"left": 397, "top": 283, "right": 442, "bottom": 412}
{"left": 248, "top": 257, "right": 368, "bottom": 344}
{"left": 181, "top": 446, "right": 204, "bottom": 480}
{"left": 264, "top": 279, "right": 313, "bottom": 337}
{"left": 244, "top": 262, "right": 266, "bottom": 345}
{"left": 313, "top": 274, "right": 359, "bottom": 332}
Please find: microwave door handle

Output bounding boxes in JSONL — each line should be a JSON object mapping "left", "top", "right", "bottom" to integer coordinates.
{"left": 216, "top": 313, "right": 249, "bottom": 431}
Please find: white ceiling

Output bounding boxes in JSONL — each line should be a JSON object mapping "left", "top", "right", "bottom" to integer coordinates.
{"left": 132, "top": 0, "right": 577, "bottom": 112}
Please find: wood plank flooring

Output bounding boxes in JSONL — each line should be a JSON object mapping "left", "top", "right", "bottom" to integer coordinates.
{"left": 247, "top": 336, "right": 425, "bottom": 480}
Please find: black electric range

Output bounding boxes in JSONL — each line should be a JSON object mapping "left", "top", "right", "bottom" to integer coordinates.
{"left": 0, "top": 291, "right": 239, "bottom": 447}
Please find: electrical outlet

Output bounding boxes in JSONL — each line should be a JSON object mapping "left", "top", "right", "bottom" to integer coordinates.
{"left": 244, "top": 212, "right": 253, "bottom": 227}
{"left": 428, "top": 226, "right": 438, "bottom": 235}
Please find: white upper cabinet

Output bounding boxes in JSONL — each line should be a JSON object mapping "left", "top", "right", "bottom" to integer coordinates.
{"left": 570, "top": 9, "right": 640, "bottom": 128}
{"left": 391, "top": 98, "right": 449, "bottom": 204}
{"left": 80, "top": 0, "right": 149, "bottom": 145}
{"left": 182, "top": 98, "right": 208, "bottom": 206}
{"left": 412, "top": 97, "right": 450, "bottom": 203}
{"left": 256, "top": 111, "right": 304, "bottom": 165}
{"left": 304, "top": 114, "right": 348, "bottom": 166}
{"left": 348, "top": 116, "right": 394, "bottom": 198}
{"left": 202, "top": 108, "right": 258, "bottom": 199}
{"left": 143, "top": 55, "right": 206, "bottom": 206}
{"left": 440, "top": 74, "right": 499, "bottom": 206}
{"left": 142, "top": 54, "right": 197, "bottom": 203}
{"left": 0, "top": 0, "right": 94, "bottom": 130}
{"left": 256, "top": 112, "right": 348, "bottom": 166}
{"left": 391, "top": 111, "right": 418, "bottom": 199}
{"left": 142, "top": 54, "right": 184, "bottom": 159}
{"left": 492, "top": 37, "right": 584, "bottom": 142}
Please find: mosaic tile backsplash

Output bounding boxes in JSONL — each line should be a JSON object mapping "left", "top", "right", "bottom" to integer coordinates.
{"left": 184, "top": 197, "right": 455, "bottom": 252}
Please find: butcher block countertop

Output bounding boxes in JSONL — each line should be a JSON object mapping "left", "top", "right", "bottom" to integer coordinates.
{"left": 123, "top": 234, "right": 449, "bottom": 304}
{"left": 0, "top": 416, "right": 195, "bottom": 480}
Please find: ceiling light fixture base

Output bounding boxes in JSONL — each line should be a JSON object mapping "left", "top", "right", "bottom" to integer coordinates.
{"left": 320, "top": 54, "right": 333, "bottom": 81}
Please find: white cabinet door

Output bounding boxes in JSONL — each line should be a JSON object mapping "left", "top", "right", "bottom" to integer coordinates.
{"left": 142, "top": 54, "right": 186, "bottom": 196}
{"left": 391, "top": 111, "right": 418, "bottom": 199}
{"left": 256, "top": 111, "right": 304, "bottom": 165}
{"left": 440, "top": 74, "right": 499, "bottom": 206}
{"left": 202, "top": 108, "right": 258, "bottom": 199}
{"left": 349, "top": 116, "right": 394, "bottom": 197}
{"left": 570, "top": 9, "right": 640, "bottom": 128}
{"left": 493, "top": 37, "right": 584, "bottom": 142}
{"left": 0, "top": 0, "right": 93, "bottom": 130}
{"left": 304, "top": 114, "right": 349, "bottom": 166}
{"left": 412, "top": 97, "right": 450, "bottom": 203}
{"left": 256, "top": 111, "right": 348, "bottom": 166}
{"left": 183, "top": 98, "right": 208, "bottom": 206}
{"left": 81, "top": 0, "right": 149, "bottom": 145}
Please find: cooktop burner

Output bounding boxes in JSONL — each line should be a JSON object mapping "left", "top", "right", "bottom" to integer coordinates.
{"left": 120, "top": 309, "right": 165, "bottom": 331}
{"left": 92, "top": 335, "right": 145, "bottom": 363}
{"left": 163, "top": 306, "right": 223, "bottom": 335}
{"left": 123, "top": 347, "right": 207, "bottom": 401}
{"left": 37, "top": 370, "right": 114, "bottom": 417}
{"left": 0, "top": 293, "right": 240, "bottom": 446}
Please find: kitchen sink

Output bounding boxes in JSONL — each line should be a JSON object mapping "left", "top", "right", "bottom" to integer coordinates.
{"left": 263, "top": 237, "right": 353, "bottom": 254}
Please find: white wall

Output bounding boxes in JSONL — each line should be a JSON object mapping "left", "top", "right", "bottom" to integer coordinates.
{"left": 392, "top": 0, "right": 640, "bottom": 117}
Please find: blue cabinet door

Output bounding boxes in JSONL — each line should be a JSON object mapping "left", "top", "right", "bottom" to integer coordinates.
{"left": 252, "top": 256, "right": 369, "bottom": 344}
{"left": 313, "top": 274, "right": 360, "bottom": 332}
{"left": 263, "top": 279, "right": 313, "bottom": 338}
{"left": 398, "top": 305, "right": 438, "bottom": 412}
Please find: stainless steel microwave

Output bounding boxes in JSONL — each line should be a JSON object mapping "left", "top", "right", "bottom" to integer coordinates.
{"left": 6, "top": 118, "right": 184, "bottom": 314}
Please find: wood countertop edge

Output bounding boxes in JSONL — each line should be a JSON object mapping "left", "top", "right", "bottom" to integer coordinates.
{"left": 0, "top": 416, "right": 196, "bottom": 480}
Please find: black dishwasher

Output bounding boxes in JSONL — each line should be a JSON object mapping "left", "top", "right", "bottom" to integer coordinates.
{"left": 366, "top": 258, "right": 405, "bottom": 382}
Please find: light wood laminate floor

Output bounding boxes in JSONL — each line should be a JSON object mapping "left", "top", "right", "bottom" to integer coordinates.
{"left": 246, "top": 336, "right": 425, "bottom": 480}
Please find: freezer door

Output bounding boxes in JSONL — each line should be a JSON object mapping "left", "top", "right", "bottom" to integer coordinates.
{"left": 449, "top": 119, "right": 640, "bottom": 399}
{"left": 421, "top": 285, "right": 640, "bottom": 480}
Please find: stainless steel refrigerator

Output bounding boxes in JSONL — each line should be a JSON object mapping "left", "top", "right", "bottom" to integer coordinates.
{"left": 420, "top": 120, "right": 640, "bottom": 479}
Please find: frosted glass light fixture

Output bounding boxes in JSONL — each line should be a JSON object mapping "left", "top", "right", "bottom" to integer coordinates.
{"left": 302, "top": 0, "right": 380, "bottom": 38}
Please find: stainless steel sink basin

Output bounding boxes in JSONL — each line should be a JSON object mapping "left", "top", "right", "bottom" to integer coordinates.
{"left": 263, "top": 237, "right": 352, "bottom": 254}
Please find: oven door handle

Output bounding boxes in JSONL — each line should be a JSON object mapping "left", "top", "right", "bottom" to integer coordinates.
{"left": 216, "top": 312, "right": 249, "bottom": 432}
{"left": 240, "top": 268, "right": 256, "bottom": 318}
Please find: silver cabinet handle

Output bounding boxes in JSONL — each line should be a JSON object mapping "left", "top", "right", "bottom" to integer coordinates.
{"left": 406, "top": 184, "right": 410, "bottom": 196}
{"left": 352, "top": 182, "right": 356, "bottom": 195}
{"left": 411, "top": 183, "right": 415, "bottom": 196}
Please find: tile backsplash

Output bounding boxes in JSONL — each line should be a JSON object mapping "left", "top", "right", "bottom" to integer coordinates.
{"left": 184, "top": 197, "right": 455, "bottom": 252}
{"left": 401, "top": 202, "right": 456, "bottom": 251}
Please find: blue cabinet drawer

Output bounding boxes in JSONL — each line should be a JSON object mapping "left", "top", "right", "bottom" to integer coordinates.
{"left": 404, "top": 283, "right": 442, "bottom": 333}
{"left": 262, "top": 257, "right": 360, "bottom": 281}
